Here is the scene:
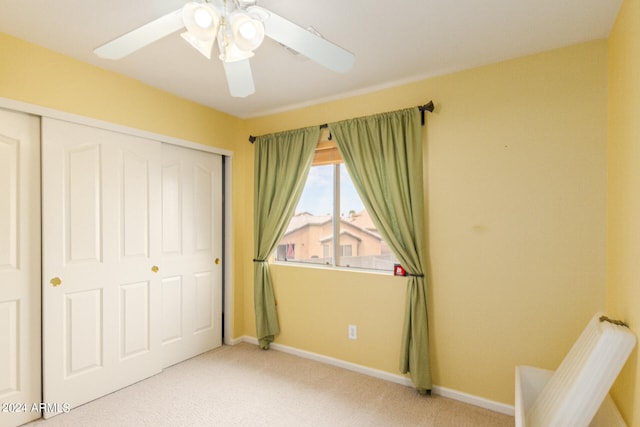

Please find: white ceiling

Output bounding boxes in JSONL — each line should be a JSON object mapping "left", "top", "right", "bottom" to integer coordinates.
{"left": 0, "top": 0, "right": 622, "bottom": 119}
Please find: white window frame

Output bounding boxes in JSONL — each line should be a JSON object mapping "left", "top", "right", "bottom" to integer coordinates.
{"left": 274, "top": 162, "right": 395, "bottom": 275}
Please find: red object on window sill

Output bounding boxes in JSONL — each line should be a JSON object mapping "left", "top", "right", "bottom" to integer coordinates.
{"left": 394, "top": 264, "right": 407, "bottom": 276}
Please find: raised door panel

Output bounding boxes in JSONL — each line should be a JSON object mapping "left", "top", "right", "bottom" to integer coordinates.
{"left": 161, "top": 162, "right": 182, "bottom": 256}
{"left": 119, "top": 281, "right": 150, "bottom": 359}
{"left": 66, "top": 145, "right": 102, "bottom": 264}
{"left": 120, "top": 150, "right": 151, "bottom": 260}
{"left": 0, "top": 300, "right": 18, "bottom": 395}
{"left": 161, "top": 276, "right": 183, "bottom": 344}
{"left": 0, "top": 137, "right": 17, "bottom": 270}
{"left": 194, "top": 272, "right": 213, "bottom": 333}
{"left": 64, "top": 290, "right": 103, "bottom": 377}
{"left": 194, "top": 165, "right": 212, "bottom": 252}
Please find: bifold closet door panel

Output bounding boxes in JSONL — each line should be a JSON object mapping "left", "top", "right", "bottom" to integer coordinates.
{"left": 0, "top": 109, "right": 41, "bottom": 427}
{"left": 41, "top": 118, "right": 163, "bottom": 417}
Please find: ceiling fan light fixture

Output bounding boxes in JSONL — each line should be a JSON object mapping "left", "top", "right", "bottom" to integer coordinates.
{"left": 231, "top": 13, "right": 265, "bottom": 52}
{"left": 182, "top": 2, "right": 219, "bottom": 41}
{"left": 239, "top": 21, "right": 256, "bottom": 39}
{"left": 94, "top": 3, "right": 356, "bottom": 98}
{"left": 181, "top": 31, "right": 215, "bottom": 59}
{"left": 194, "top": 8, "right": 214, "bottom": 28}
{"left": 219, "top": 39, "right": 254, "bottom": 63}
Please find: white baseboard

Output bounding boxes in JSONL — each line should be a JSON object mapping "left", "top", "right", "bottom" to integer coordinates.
{"left": 431, "top": 385, "right": 514, "bottom": 416}
{"left": 226, "top": 336, "right": 245, "bottom": 346}
{"left": 234, "top": 336, "right": 514, "bottom": 416}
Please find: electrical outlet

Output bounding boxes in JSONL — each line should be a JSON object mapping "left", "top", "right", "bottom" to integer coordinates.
{"left": 348, "top": 324, "right": 357, "bottom": 340}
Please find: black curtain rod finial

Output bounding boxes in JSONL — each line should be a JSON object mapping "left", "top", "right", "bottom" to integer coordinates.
{"left": 422, "top": 100, "right": 434, "bottom": 113}
{"left": 419, "top": 100, "right": 434, "bottom": 125}
{"left": 249, "top": 135, "right": 256, "bottom": 143}
{"left": 418, "top": 100, "right": 434, "bottom": 113}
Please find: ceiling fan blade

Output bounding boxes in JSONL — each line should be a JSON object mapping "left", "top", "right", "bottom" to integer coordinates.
{"left": 94, "top": 8, "right": 184, "bottom": 59}
{"left": 248, "top": 6, "right": 355, "bottom": 73}
{"left": 223, "top": 59, "right": 256, "bottom": 98}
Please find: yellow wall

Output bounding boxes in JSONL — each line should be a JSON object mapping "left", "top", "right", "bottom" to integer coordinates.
{"left": 0, "top": 32, "right": 249, "bottom": 336}
{"left": 607, "top": 0, "right": 640, "bottom": 424}
{"left": 245, "top": 40, "right": 608, "bottom": 405}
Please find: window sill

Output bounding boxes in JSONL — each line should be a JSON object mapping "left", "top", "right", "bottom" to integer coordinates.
{"left": 270, "top": 260, "right": 396, "bottom": 277}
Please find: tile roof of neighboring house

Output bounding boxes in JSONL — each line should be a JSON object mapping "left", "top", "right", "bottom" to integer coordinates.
{"left": 285, "top": 211, "right": 382, "bottom": 240}
{"left": 348, "top": 210, "right": 377, "bottom": 232}
{"left": 320, "top": 229, "right": 365, "bottom": 243}
{"left": 284, "top": 212, "right": 332, "bottom": 234}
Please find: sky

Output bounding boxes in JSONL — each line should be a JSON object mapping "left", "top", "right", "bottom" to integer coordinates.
{"left": 295, "top": 164, "right": 364, "bottom": 216}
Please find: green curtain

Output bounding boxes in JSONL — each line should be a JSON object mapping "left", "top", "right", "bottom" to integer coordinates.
{"left": 253, "top": 127, "right": 319, "bottom": 349}
{"left": 328, "top": 108, "right": 431, "bottom": 393}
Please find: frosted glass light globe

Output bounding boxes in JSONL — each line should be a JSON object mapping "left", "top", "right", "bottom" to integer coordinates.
{"left": 194, "top": 8, "right": 213, "bottom": 28}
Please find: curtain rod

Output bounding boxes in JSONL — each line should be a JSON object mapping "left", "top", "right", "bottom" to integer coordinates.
{"left": 248, "top": 100, "right": 434, "bottom": 143}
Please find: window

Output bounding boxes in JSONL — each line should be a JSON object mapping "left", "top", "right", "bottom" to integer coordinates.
{"left": 276, "top": 243, "right": 295, "bottom": 260}
{"left": 275, "top": 139, "right": 398, "bottom": 271}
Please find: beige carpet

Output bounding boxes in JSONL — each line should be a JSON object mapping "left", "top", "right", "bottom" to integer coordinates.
{"left": 28, "top": 343, "right": 514, "bottom": 426}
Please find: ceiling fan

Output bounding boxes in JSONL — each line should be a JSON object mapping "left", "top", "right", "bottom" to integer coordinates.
{"left": 94, "top": 0, "right": 355, "bottom": 98}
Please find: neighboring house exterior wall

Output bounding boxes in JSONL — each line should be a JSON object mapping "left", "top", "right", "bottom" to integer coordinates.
{"left": 282, "top": 220, "right": 333, "bottom": 260}
{"left": 277, "top": 212, "right": 394, "bottom": 268}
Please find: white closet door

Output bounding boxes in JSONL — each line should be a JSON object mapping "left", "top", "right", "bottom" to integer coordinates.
{"left": 0, "top": 109, "right": 41, "bottom": 427}
{"left": 42, "top": 118, "right": 163, "bottom": 416}
{"left": 161, "top": 144, "right": 222, "bottom": 367}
